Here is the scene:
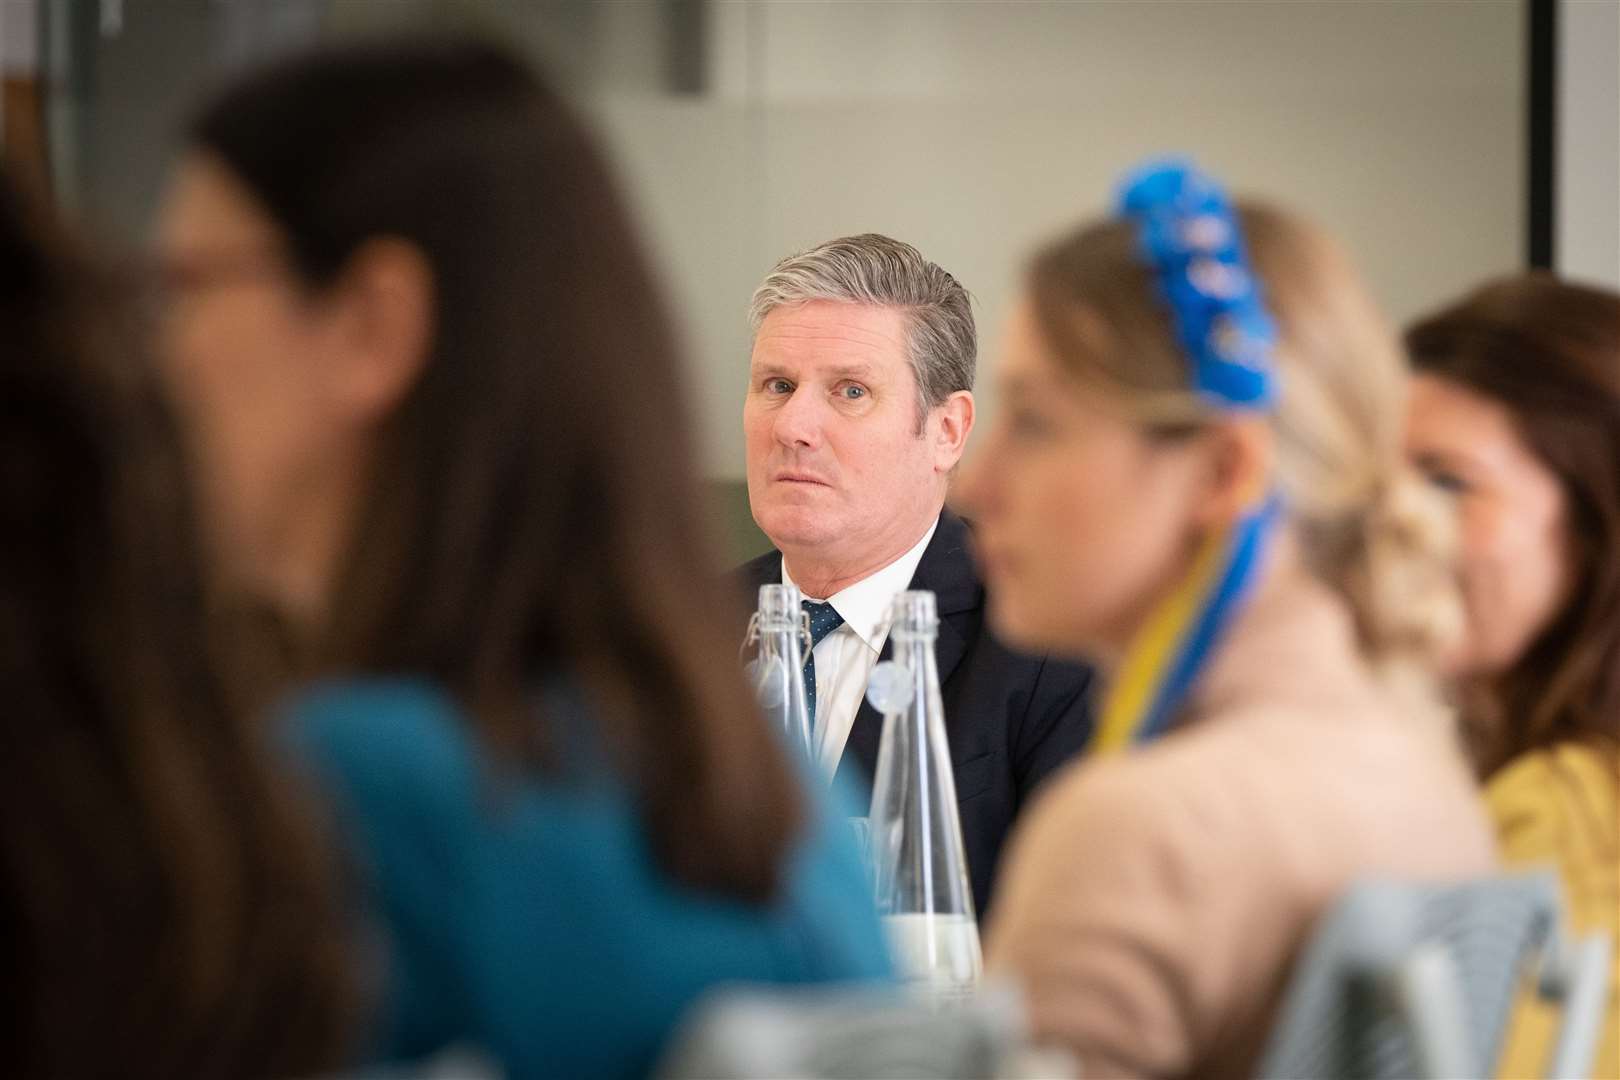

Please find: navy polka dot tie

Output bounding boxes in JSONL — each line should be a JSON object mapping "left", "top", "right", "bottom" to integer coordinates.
{"left": 802, "top": 600, "right": 845, "bottom": 731}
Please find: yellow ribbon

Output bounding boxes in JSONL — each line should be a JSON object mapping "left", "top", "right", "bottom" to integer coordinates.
{"left": 1093, "top": 525, "right": 1232, "bottom": 754}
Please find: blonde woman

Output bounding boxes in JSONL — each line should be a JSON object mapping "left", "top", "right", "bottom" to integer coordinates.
{"left": 958, "top": 161, "right": 1495, "bottom": 1079}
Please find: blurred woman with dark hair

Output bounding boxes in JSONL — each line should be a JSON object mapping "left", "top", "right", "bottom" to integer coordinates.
{"left": 151, "top": 36, "right": 888, "bottom": 1078}
{"left": 1406, "top": 273, "right": 1620, "bottom": 1075}
{"left": 0, "top": 161, "right": 352, "bottom": 1078}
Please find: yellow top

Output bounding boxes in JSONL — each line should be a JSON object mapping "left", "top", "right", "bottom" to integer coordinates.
{"left": 1488, "top": 742, "right": 1620, "bottom": 1079}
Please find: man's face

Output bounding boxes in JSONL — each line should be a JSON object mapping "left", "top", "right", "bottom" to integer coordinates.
{"left": 744, "top": 300, "right": 951, "bottom": 573}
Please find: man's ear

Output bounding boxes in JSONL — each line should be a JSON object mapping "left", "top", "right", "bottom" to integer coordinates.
{"left": 932, "top": 390, "right": 975, "bottom": 473}
{"left": 1191, "top": 414, "right": 1275, "bottom": 530}
{"left": 322, "top": 236, "right": 435, "bottom": 426}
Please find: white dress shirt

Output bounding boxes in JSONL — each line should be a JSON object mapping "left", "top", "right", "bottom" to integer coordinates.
{"left": 783, "top": 517, "right": 939, "bottom": 779}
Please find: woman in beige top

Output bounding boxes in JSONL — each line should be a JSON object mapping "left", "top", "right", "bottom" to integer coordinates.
{"left": 955, "top": 161, "right": 1496, "bottom": 1079}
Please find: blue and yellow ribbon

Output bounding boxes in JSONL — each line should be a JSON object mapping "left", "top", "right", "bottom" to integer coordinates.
{"left": 1093, "top": 496, "right": 1280, "bottom": 752}
{"left": 1088, "top": 157, "right": 1284, "bottom": 753}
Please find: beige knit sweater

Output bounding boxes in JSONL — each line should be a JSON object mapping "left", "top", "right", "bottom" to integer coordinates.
{"left": 986, "top": 549, "right": 1496, "bottom": 1079}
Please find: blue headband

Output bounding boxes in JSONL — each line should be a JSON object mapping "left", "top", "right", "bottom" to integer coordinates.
{"left": 1090, "top": 159, "right": 1282, "bottom": 754}
{"left": 1115, "top": 158, "right": 1278, "bottom": 411}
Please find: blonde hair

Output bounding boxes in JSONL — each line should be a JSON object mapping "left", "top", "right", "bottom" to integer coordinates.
{"left": 1029, "top": 201, "right": 1460, "bottom": 675}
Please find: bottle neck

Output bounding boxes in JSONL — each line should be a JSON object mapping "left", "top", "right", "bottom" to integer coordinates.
{"left": 760, "top": 620, "right": 805, "bottom": 661}
{"left": 889, "top": 626, "right": 938, "bottom": 653}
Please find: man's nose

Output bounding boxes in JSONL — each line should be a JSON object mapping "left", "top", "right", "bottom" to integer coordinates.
{"left": 773, "top": 388, "right": 824, "bottom": 450}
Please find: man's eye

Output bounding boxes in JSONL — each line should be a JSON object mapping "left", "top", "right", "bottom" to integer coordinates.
{"left": 840, "top": 385, "right": 867, "bottom": 400}
{"left": 765, "top": 378, "right": 793, "bottom": 394}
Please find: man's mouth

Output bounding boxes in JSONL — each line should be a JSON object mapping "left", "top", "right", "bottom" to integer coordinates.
{"left": 773, "top": 471, "right": 831, "bottom": 486}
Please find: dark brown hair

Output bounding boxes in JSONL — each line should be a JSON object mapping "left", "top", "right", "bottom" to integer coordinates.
{"left": 0, "top": 163, "right": 352, "bottom": 1076}
{"left": 1407, "top": 272, "right": 1620, "bottom": 777}
{"left": 189, "top": 37, "right": 802, "bottom": 902}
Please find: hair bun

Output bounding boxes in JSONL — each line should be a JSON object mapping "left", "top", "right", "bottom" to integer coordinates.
{"left": 1345, "top": 465, "right": 1464, "bottom": 670}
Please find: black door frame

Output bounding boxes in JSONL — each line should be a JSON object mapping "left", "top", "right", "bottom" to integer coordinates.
{"left": 1528, "top": 0, "right": 1557, "bottom": 269}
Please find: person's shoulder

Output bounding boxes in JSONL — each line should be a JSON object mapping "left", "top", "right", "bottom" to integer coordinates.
{"left": 1488, "top": 741, "right": 1620, "bottom": 856}
{"left": 989, "top": 748, "right": 1231, "bottom": 1010}
{"left": 1020, "top": 714, "right": 1337, "bottom": 876}
{"left": 282, "top": 677, "right": 480, "bottom": 816}
{"left": 1490, "top": 741, "right": 1618, "bottom": 796}
{"left": 1009, "top": 750, "right": 1204, "bottom": 871}
{"left": 287, "top": 676, "right": 464, "bottom": 750}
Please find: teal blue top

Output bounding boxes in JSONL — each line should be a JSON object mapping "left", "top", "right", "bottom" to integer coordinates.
{"left": 286, "top": 679, "right": 892, "bottom": 1079}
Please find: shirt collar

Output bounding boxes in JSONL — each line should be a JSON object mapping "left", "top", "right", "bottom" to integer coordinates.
{"left": 782, "top": 516, "right": 939, "bottom": 652}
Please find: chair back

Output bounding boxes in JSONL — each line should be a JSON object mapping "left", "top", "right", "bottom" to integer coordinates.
{"left": 1258, "top": 871, "right": 1606, "bottom": 1079}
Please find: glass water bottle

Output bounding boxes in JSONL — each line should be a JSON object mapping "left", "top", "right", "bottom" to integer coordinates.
{"left": 866, "top": 589, "right": 983, "bottom": 1002}
{"left": 744, "top": 583, "right": 814, "bottom": 759}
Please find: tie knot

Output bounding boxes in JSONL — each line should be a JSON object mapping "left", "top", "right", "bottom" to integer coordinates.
{"left": 802, "top": 600, "right": 845, "bottom": 646}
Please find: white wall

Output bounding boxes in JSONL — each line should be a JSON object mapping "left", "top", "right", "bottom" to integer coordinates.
{"left": 577, "top": 1, "right": 1526, "bottom": 480}
{"left": 1558, "top": 0, "right": 1620, "bottom": 289}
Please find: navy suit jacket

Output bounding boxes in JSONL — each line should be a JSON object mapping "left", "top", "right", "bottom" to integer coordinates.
{"left": 738, "top": 510, "right": 1096, "bottom": 915}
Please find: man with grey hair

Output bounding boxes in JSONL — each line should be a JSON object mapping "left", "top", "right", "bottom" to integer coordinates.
{"left": 738, "top": 233, "right": 1094, "bottom": 915}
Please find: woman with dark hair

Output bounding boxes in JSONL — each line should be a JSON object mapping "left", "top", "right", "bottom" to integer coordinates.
{"left": 1405, "top": 273, "right": 1619, "bottom": 1076}
{"left": 0, "top": 162, "right": 352, "bottom": 1077}
{"left": 151, "top": 36, "right": 888, "bottom": 1077}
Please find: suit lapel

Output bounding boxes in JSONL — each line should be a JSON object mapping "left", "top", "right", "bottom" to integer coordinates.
{"left": 837, "top": 511, "right": 982, "bottom": 788}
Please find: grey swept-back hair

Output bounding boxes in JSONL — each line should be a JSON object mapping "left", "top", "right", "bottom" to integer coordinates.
{"left": 748, "top": 233, "right": 976, "bottom": 427}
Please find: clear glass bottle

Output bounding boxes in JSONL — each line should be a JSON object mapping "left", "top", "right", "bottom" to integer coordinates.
{"left": 866, "top": 590, "right": 983, "bottom": 1003}
{"left": 744, "top": 583, "right": 814, "bottom": 759}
